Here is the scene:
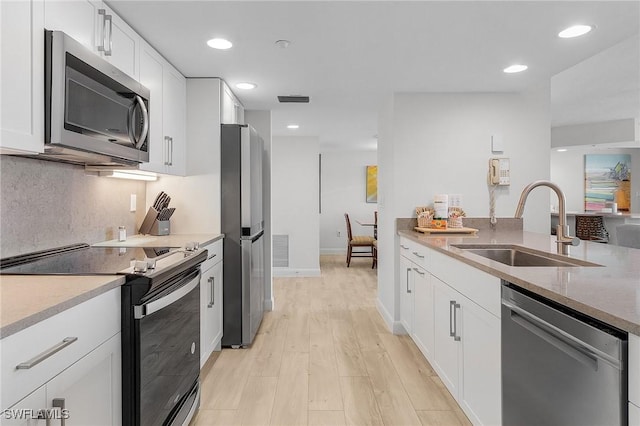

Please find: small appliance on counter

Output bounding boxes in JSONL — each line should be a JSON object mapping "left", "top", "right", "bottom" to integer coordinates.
{"left": 140, "top": 191, "right": 175, "bottom": 235}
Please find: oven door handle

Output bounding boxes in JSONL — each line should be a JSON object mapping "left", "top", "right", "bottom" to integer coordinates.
{"left": 134, "top": 271, "right": 200, "bottom": 319}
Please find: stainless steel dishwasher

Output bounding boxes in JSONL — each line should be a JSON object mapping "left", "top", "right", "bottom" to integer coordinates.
{"left": 502, "top": 283, "right": 627, "bottom": 426}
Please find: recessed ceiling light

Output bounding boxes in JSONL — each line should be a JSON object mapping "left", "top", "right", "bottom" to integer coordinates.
{"left": 558, "top": 25, "right": 593, "bottom": 38}
{"left": 236, "top": 82, "right": 257, "bottom": 90}
{"left": 275, "top": 39, "right": 291, "bottom": 49}
{"left": 206, "top": 38, "right": 232, "bottom": 50}
{"left": 557, "top": 148, "right": 568, "bottom": 152}
{"left": 503, "top": 64, "right": 528, "bottom": 73}
{"left": 287, "top": 124, "right": 299, "bottom": 129}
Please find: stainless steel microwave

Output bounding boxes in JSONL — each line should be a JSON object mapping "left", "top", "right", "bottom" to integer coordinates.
{"left": 44, "top": 30, "right": 150, "bottom": 166}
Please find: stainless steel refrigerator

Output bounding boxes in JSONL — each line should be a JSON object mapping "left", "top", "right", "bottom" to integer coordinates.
{"left": 221, "top": 124, "right": 265, "bottom": 347}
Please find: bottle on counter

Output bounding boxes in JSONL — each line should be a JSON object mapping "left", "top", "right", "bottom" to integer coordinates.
{"left": 118, "top": 226, "right": 127, "bottom": 242}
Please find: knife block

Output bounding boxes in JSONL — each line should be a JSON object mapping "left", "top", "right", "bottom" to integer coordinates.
{"left": 139, "top": 207, "right": 159, "bottom": 235}
{"left": 150, "top": 220, "right": 170, "bottom": 236}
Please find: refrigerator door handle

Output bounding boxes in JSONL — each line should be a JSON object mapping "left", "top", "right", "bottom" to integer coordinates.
{"left": 241, "top": 230, "right": 264, "bottom": 242}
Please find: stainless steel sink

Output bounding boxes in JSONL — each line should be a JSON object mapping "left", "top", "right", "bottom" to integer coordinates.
{"left": 451, "top": 244, "right": 601, "bottom": 267}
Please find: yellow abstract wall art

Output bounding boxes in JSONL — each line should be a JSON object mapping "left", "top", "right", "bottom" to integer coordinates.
{"left": 366, "top": 165, "right": 378, "bottom": 203}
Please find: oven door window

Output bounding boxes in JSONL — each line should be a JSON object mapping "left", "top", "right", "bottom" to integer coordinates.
{"left": 65, "top": 53, "right": 147, "bottom": 149}
{"left": 138, "top": 281, "right": 200, "bottom": 426}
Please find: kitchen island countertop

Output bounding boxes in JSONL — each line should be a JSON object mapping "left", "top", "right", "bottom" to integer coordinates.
{"left": 399, "top": 228, "right": 640, "bottom": 335}
{"left": 0, "top": 275, "right": 125, "bottom": 338}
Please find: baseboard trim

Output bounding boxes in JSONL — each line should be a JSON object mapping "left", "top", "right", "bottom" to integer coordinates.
{"left": 320, "top": 248, "right": 346, "bottom": 255}
{"left": 273, "top": 268, "right": 321, "bottom": 277}
{"left": 264, "top": 298, "right": 274, "bottom": 311}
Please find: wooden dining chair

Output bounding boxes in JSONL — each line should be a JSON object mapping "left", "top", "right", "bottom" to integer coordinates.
{"left": 372, "top": 239, "right": 377, "bottom": 269}
{"left": 344, "top": 213, "right": 375, "bottom": 267}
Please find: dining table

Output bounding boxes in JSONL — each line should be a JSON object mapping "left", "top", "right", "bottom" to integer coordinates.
{"left": 356, "top": 219, "right": 377, "bottom": 239}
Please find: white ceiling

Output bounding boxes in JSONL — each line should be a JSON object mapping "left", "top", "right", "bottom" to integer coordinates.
{"left": 108, "top": 1, "right": 640, "bottom": 150}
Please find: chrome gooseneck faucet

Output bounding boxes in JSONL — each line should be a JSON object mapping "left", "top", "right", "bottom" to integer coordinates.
{"left": 514, "top": 180, "right": 580, "bottom": 255}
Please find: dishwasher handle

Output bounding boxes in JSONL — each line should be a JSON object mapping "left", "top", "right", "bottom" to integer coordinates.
{"left": 503, "top": 300, "right": 622, "bottom": 371}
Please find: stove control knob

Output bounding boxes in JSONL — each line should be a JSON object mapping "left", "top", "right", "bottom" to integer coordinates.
{"left": 133, "top": 261, "right": 148, "bottom": 273}
{"left": 146, "top": 259, "right": 156, "bottom": 270}
{"left": 185, "top": 242, "right": 199, "bottom": 251}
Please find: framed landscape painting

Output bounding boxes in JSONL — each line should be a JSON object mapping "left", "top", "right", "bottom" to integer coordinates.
{"left": 584, "top": 154, "right": 631, "bottom": 211}
{"left": 366, "top": 165, "right": 378, "bottom": 203}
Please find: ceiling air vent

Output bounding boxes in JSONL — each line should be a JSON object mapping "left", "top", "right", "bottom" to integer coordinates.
{"left": 277, "top": 95, "right": 309, "bottom": 103}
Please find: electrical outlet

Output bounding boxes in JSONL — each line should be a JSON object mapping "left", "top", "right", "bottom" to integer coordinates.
{"left": 336, "top": 230, "right": 341, "bottom": 237}
{"left": 130, "top": 194, "right": 137, "bottom": 212}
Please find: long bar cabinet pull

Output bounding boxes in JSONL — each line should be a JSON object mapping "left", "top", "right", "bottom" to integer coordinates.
{"left": 16, "top": 337, "right": 78, "bottom": 370}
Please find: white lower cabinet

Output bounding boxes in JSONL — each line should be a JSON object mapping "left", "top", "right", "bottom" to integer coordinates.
{"left": 459, "top": 293, "right": 501, "bottom": 425}
{"left": 1, "top": 288, "right": 121, "bottom": 425}
{"left": 412, "top": 265, "right": 434, "bottom": 360}
{"left": 433, "top": 277, "right": 461, "bottom": 397}
{"left": 45, "top": 333, "right": 121, "bottom": 425}
{"left": 399, "top": 255, "right": 414, "bottom": 335}
{"left": 4, "top": 334, "right": 120, "bottom": 426}
{"left": 3, "top": 386, "right": 46, "bottom": 426}
{"left": 200, "top": 240, "right": 224, "bottom": 367}
{"left": 398, "top": 238, "right": 501, "bottom": 425}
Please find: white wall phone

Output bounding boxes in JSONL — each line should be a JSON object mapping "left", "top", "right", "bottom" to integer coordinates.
{"left": 489, "top": 158, "right": 510, "bottom": 185}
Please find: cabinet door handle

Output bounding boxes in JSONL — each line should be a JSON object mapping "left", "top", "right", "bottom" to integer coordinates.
{"left": 406, "top": 268, "right": 411, "bottom": 293}
{"left": 169, "top": 137, "right": 174, "bottom": 166}
{"left": 412, "top": 267, "right": 425, "bottom": 276}
{"left": 452, "top": 301, "right": 461, "bottom": 341}
{"left": 104, "top": 12, "right": 113, "bottom": 56}
{"left": 98, "top": 9, "right": 113, "bottom": 56}
{"left": 16, "top": 337, "right": 78, "bottom": 369}
{"left": 207, "top": 276, "right": 215, "bottom": 308}
{"left": 164, "top": 136, "right": 170, "bottom": 165}
{"left": 52, "top": 398, "right": 66, "bottom": 426}
{"left": 98, "top": 9, "right": 107, "bottom": 52}
{"left": 412, "top": 251, "right": 425, "bottom": 259}
{"left": 400, "top": 244, "right": 409, "bottom": 250}
{"left": 449, "top": 301, "right": 455, "bottom": 338}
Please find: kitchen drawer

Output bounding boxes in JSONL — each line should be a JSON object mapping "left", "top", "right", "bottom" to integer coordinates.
{"left": 399, "top": 237, "right": 429, "bottom": 269}
{"left": 1, "top": 287, "right": 120, "bottom": 409}
{"left": 630, "top": 333, "right": 640, "bottom": 406}
{"left": 201, "top": 239, "right": 223, "bottom": 271}
{"left": 428, "top": 247, "right": 501, "bottom": 318}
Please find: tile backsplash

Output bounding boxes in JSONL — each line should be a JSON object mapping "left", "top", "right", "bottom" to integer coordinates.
{"left": 0, "top": 156, "right": 146, "bottom": 258}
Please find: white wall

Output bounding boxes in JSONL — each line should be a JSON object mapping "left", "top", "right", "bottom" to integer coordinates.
{"left": 320, "top": 150, "right": 378, "bottom": 254}
{"left": 245, "top": 110, "right": 274, "bottom": 310}
{"left": 377, "top": 89, "right": 551, "bottom": 332}
{"left": 551, "top": 147, "right": 640, "bottom": 213}
{"left": 272, "top": 136, "right": 321, "bottom": 276}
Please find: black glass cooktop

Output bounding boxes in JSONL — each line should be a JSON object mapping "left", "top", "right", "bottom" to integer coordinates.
{"left": 0, "top": 243, "right": 177, "bottom": 275}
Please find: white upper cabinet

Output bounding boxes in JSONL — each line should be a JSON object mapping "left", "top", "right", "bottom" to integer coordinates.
{"left": 43, "top": 0, "right": 140, "bottom": 80}
{"left": 1, "top": 0, "right": 45, "bottom": 154}
{"left": 43, "top": 0, "right": 101, "bottom": 51}
{"left": 100, "top": 3, "right": 140, "bottom": 80}
{"left": 138, "top": 41, "right": 186, "bottom": 176}
{"left": 221, "top": 82, "right": 244, "bottom": 124}
{"left": 162, "top": 64, "right": 186, "bottom": 176}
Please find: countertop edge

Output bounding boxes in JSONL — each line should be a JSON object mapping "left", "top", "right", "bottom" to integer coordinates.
{"left": 398, "top": 229, "right": 640, "bottom": 335}
{"left": 0, "top": 276, "right": 125, "bottom": 339}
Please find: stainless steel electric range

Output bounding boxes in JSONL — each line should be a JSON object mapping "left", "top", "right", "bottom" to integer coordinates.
{"left": 1, "top": 243, "right": 207, "bottom": 426}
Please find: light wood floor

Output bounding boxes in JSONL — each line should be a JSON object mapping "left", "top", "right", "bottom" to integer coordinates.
{"left": 192, "top": 255, "right": 471, "bottom": 426}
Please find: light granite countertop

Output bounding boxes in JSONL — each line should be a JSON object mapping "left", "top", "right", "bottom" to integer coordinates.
{"left": 1, "top": 234, "right": 222, "bottom": 339}
{"left": 0, "top": 275, "right": 124, "bottom": 338}
{"left": 92, "top": 233, "right": 223, "bottom": 248}
{"left": 398, "top": 227, "right": 640, "bottom": 335}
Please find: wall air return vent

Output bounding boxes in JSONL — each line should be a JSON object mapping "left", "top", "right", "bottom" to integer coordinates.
{"left": 277, "top": 95, "right": 310, "bottom": 103}
{"left": 273, "top": 235, "right": 289, "bottom": 267}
